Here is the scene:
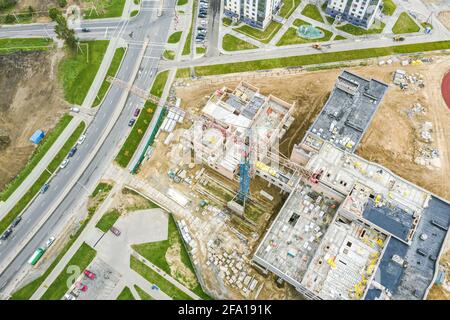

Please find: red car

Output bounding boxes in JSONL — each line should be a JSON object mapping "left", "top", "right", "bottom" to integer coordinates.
{"left": 75, "top": 281, "right": 88, "bottom": 292}
{"left": 134, "top": 108, "right": 140, "bottom": 117}
{"left": 84, "top": 269, "right": 96, "bottom": 280}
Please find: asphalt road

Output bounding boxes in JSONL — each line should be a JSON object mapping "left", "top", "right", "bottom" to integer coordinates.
{"left": 205, "top": 0, "right": 221, "bottom": 57}
{"left": 0, "top": 2, "right": 176, "bottom": 293}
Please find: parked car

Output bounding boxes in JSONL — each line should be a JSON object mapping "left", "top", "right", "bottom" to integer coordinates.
{"left": 45, "top": 236, "right": 55, "bottom": 248}
{"left": 84, "top": 269, "right": 96, "bottom": 280}
{"left": 70, "top": 107, "right": 80, "bottom": 113}
{"left": 198, "top": 14, "right": 206, "bottom": 18}
{"left": 75, "top": 281, "right": 88, "bottom": 292}
{"left": 11, "top": 216, "right": 22, "bottom": 228}
{"left": 1, "top": 228, "right": 13, "bottom": 241}
{"left": 40, "top": 183, "right": 50, "bottom": 194}
{"left": 64, "top": 294, "right": 76, "bottom": 300}
{"left": 77, "top": 134, "right": 86, "bottom": 145}
{"left": 70, "top": 289, "right": 80, "bottom": 298}
{"left": 68, "top": 146, "right": 77, "bottom": 158}
{"left": 128, "top": 118, "right": 136, "bottom": 127}
{"left": 133, "top": 108, "right": 141, "bottom": 117}
{"left": 81, "top": 28, "right": 90, "bottom": 32}
{"left": 110, "top": 226, "right": 121, "bottom": 236}
{"left": 59, "top": 159, "right": 69, "bottom": 169}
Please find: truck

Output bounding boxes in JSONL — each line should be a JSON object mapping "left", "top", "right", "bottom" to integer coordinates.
{"left": 28, "top": 247, "right": 45, "bottom": 265}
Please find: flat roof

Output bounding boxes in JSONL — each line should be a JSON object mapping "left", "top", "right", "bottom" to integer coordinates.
{"left": 306, "top": 70, "right": 388, "bottom": 152}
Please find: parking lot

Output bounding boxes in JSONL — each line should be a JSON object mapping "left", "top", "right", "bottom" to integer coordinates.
{"left": 194, "top": 0, "right": 210, "bottom": 51}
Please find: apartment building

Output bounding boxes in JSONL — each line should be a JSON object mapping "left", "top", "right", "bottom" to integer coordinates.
{"left": 224, "top": 0, "right": 275, "bottom": 29}
{"left": 325, "top": 0, "right": 383, "bottom": 29}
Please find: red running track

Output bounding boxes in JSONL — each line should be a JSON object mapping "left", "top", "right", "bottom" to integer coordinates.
{"left": 442, "top": 72, "right": 450, "bottom": 109}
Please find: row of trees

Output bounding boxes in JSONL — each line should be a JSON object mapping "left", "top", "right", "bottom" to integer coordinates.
{"left": 49, "top": 8, "right": 78, "bottom": 50}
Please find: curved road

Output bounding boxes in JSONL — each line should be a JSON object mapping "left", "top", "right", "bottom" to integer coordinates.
{"left": 0, "top": 1, "right": 176, "bottom": 294}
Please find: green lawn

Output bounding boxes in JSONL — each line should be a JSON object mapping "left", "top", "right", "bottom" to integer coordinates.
{"left": 168, "top": 31, "right": 183, "bottom": 44}
{"left": 337, "top": 21, "right": 385, "bottom": 35}
{"left": 83, "top": 0, "right": 126, "bottom": 19}
{"left": 422, "top": 22, "right": 433, "bottom": 30}
{"left": 223, "top": 17, "right": 232, "bottom": 27}
{"left": 133, "top": 214, "right": 211, "bottom": 300}
{"left": 222, "top": 34, "right": 258, "bottom": 51}
{"left": 95, "top": 209, "right": 121, "bottom": 232}
{"left": 117, "top": 286, "right": 135, "bottom": 300}
{"left": 41, "top": 242, "right": 96, "bottom": 300}
{"left": 115, "top": 70, "right": 168, "bottom": 167}
{"left": 58, "top": 40, "right": 109, "bottom": 105}
{"left": 196, "top": 47, "right": 206, "bottom": 54}
{"left": 0, "top": 38, "right": 53, "bottom": 53}
{"left": 193, "top": 40, "right": 450, "bottom": 76}
{"left": 326, "top": 16, "right": 335, "bottom": 25}
{"left": 93, "top": 47, "right": 126, "bottom": 107}
{"left": 278, "top": 0, "right": 301, "bottom": 19}
{"left": 301, "top": 4, "right": 324, "bottom": 23}
{"left": 10, "top": 182, "right": 111, "bottom": 300}
{"left": 176, "top": 68, "right": 190, "bottom": 78}
{"left": 130, "top": 9, "right": 138, "bottom": 17}
{"left": 163, "top": 49, "right": 175, "bottom": 60}
{"left": 177, "top": 0, "right": 188, "bottom": 5}
{"left": 182, "top": 0, "right": 196, "bottom": 55}
{"left": 134, "top": 285, "right": 153, "bottom": 300}
{"left": 382, "top": 0, "right": 397, "bottom": 16}
{"left": 130, "top": 255, "right": 192, "bottom": 300}
{"left": 0, "top": 121, "right": 85, "bottom": 235}
{"left": 0, "top": 114, "right": 72, "bottom": 201}
{"left": 335, "top": 35, "right": 347, "bottom": 40}
{"left": 276, "top": 26, "right": 333, "bottom": 46}
{"left": 392, "top": 12, "right": 420, "bottom": 34}
{"left": 234, "top": 21, "right": 282, "bottom": 44}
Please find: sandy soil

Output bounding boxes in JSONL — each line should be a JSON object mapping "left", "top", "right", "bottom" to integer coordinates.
{"left": 175, "top": 56, "right": 450, "bottom": 201}
{"left": 0, "top": 50, "right": 68, "bottom": 190}
{"left": 438, "top": 11, "right": 450, "bottom": 32}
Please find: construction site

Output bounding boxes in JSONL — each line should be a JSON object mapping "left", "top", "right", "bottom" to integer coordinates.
{"left": 129, "top": 52, "right": 450, "bottom": 300}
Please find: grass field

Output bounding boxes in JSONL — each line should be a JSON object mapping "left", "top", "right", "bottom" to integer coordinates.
{"left": 150, "top": 70, "right": 169, "bottom": 98}
{"left": 0, "top": 114, "right": 73, "bottom": 201}
{"left": 168, "top": 31, "right": 183, "bottom": 44}
{"left": 0, "top": 38, "right": 53, "bottom": 53}
{"left": 382, "top": 0, "right": 397, "bottom": 16}
{"left": 301, "top": 4, "right": 324, "bottom": 23}
{"left": 93, "top": 47, "right": 126, "bottom": 107}
{"left": 278, "top": 0, "right": 301, "bottom": 19}
{"left": 222, "top": 34, "right": 258, "bottom": 51}
{"left": 234, "top": 21, "right": 282, "bottom": 44}
{"left": 83, "top": 0, "right": 126, "bottom": 19}
{"left": 134, "top": 285, "right": 153, "bottom": 299}
{"left": 58, "top": 40, "right": 109, "bottom": 105}
{"left": 392, "top": 12, "right": 420, "bottom": 34}
{"left": 223, "top": 17, "right": 232, "bottom": 26}
{"left": 10, "top": 182, "right": 111, "bottom": 300}
{"left": 95, "top": 209, "right": 121, "bottom": 232}
{"left": 276, "top": 26, "right": 333, "bottom": 46}
{"left": 130, "top": 9, "right": 138, "bottom": 17}
{"left": 177, "top": 0, "right": 188, "bottom": 5}
{"left": 196, "top": 47, "right": 206, "bottom": 54}
{"left": 193, "top": 40, "right": 450, "bottom": 76}
{"left": 182, "top": 0, "right": 196, "bottom": 55}
{"left": 130, "top": 255, "right": 193, "bottom": 300}
{"left": 176, "top": 68, "right": 190, "bottom": 78}
{"left": 117, "top": 286, "right": 135, "bottom": 300}
{"left": 0, "top": 121, "right": 85, "bottom": 235}
{"left": 163, "top": 49, "right": 175, "bottom": 60}
{"left": 132, "top": 214, "right": 211, "bottom": 300}
{"left": 41, "top": 242, "right": 96, "bottom": 300}
{"left": 337, "top": 21, "right": 385, "bottom": 35}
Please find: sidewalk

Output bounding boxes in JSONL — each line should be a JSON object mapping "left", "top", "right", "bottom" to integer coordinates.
{"left": 0, "top": 117, "right": 81, "bottom": 221}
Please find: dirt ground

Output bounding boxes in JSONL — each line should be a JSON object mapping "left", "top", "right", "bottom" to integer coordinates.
{"left": 438, "top": 11, "right": 450, "bottom": 32}
{"left": 175, "top": 56, "right": 450, "bottom": 202}
{"left": 0, "top": 50, "right": 68, "bottom": 190}
{"left": 428, "top": 248, "right": 450, "bottom": 300}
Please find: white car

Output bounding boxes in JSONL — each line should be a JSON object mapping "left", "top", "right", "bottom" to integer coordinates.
{"left": 45, "top": 236, "right": 55, "bottom": 248}
{"left": 77, "top": 134, "right": 86, "bottom": 145}
{"left": 63, "top": 294, "right": 76, "bottom": 300}
{"left": 70, "top": 107, "right": 80, "bottom": 113}
{"left": 60, "top": 159, "right": 70, "bottom": 169}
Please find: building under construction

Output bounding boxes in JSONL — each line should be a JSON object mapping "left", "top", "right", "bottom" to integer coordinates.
{"left": 252, "top": 71, "right": 450, "bottom": 300}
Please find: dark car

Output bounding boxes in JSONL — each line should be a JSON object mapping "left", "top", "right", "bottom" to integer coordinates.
{"left": 1, "top": 228, "right": 13, "bottom": 240}
{"left": 68, "top": 146, "right": 77, "bottom": 158}
{"left": 81, "top": 28, "right": 90, "bottom": 32}
{"left": 128, "top": 118, "right": 136, "bottom": 127}
{"left": 11, "top": 216, "right": 22, "bottom": 228}
{"left": 40, "top": 183, "right": 50, "bottom": 194}
{"left": 134, "top": 108, "right": 141, "bottom": 117}
{"left": 197, "top": 26, "right": 205, "bottom": 30}
{"left": 110, "top": 226, "right": 121, "bottom": 236}
{"left": 198, "top": 14, "right": 206, "bottom": 18}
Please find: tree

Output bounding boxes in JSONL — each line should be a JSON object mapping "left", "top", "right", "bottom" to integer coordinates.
{"left": 4, "top": 13, "right": 15, "bottom": 24}
{"left": 48, "top": 8, "right": 78, "bottom": 51}
{"left": 57, "top": 0, "right": 67, "bottom": 8}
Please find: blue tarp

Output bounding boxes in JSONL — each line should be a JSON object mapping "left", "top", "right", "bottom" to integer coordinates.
{"left": 30, "top": 129, "right": 45, "bottom": 144}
